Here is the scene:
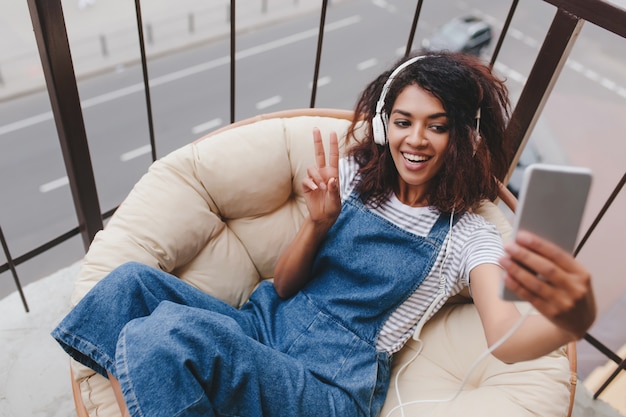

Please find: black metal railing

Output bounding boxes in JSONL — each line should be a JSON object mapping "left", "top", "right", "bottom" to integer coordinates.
{"left": 1, "top": 0, "right": 625, "bottom": 399}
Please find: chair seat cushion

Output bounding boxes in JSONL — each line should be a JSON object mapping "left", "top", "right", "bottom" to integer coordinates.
{"left": 70, "top": 112, "right": 571, "bottom": 417}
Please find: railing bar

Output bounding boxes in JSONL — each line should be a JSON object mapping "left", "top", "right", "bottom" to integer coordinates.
{"left": 490, "top": 0, "right": 519, "bottom": 68}
{"left": 593, "top": 357, "right": 626, "bottom": 398}
{"left": 543, "top": 0, "right": 626, "bottom": 39}
{"left": 502, "top": 9, "right": 582, "bottom": 180}
{"left": 26, "top": 0, "right": 103, "bottom": 251}
{"left": 0, "top": 226, "right": 29, "bottom": 312}
{"left": 404, "top": 0, "right": 424, "bottom": 57}
{"left": 230, "top": 0, "right": 236, "bottom": 123}
{"left": 103, "top": 206, "right": 118, "bottom": 220}
{"left": 0, "top": 204, "right": 120, "bottom": 276}
{"left": 309, "top": 0, "right": 329, "bottom": 108}
{"left": 574, "top": 171, "right": 626, "bottom": 257}
{"left": 584, "top": 333, "right": 623, "bottom": 364}
{"left": 134, "top": 0, "right": 157, "bottom": 162}
{"left": 4, "top": 228, "right": 80, "bottom": 272}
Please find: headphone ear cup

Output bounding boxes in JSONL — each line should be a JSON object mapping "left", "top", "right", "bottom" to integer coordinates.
{"left": 372, "top": 112, "right": 387, "bottom": 145}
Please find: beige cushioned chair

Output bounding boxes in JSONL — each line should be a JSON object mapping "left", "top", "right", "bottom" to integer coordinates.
{"left": 69, "top": 109, "right": 576, "bottom": 417}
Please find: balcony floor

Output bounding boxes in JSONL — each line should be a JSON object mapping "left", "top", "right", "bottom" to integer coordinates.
{"left": 0, "top": 262, "right": 624, "bottom": 417}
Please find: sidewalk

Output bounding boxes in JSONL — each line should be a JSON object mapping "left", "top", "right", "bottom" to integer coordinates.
{"left": 0, "top": 0, "right": 330, "bottom": 101}
{"left": 0, "top": 262, "right": 623, "bottom": 417}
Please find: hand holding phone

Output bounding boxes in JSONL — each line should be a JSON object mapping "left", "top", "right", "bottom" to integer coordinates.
{"left": 499, "top": 163, "right": 592, "bottom": 301}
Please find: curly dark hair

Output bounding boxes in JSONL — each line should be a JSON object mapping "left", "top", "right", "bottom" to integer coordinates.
{"left": 346, "top": 52, "right": 511, "bottom": 213}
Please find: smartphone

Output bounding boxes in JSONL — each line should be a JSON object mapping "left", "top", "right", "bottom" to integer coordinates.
{"left": 499, "top": 163, "right": 592, "bottom": 301}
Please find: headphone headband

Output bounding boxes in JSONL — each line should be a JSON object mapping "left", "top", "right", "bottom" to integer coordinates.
{"left": 373, "top": 55, "right": 428, "bottom": 145}
{"left": 375, "top": 55, "right": 427, "bottom": 114}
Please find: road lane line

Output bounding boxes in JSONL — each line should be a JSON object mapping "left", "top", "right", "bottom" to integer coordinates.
{"left": 600, "top": 78, "right": 617, "bottom": 90}
{"left": 494, "top": 62, "right": 527, "bottom": 84}
{"left": 0, "top": 112, "right": 54, "bottom": 137}
{"left": 120, "top": 144, "right": 151, "bottom": 162}
{"left": 357, "top": 58, "right": 378, "bottom": 71}
{"left": 0, "top": 15, "right": 362, "bottom": 138}
{"left": 256, "top": 96, "right": 282, "bottom": 110}
{"left": 191, "top": 118, "right": 222, "bottom": 135}
{"left": 309, "top": 76, "right": 331, "bottom": 89}
{"left": 39, "top": 176, "right": 69, "bottom": 193}
{"left": 567, "top": 60, "right": 585, "bottom": 72}
{"left": 584, "top": 69, "right": 601, "bottom": 82}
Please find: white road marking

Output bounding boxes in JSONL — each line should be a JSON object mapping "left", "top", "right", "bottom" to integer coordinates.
{"left": 494, "top": 62, "right": 527, "bottom": 84}
{"left": 309, "top": 76, "right": 331, "bottom": 89}
{"left": 357, "top": 58, "right": 378, "bottom": 71}
{"left": 372, "top": 0, "right": 388, "bottom": 9}
{"left": 39, "top": 176, "right": 69, "bottom": 193}
{"left": 567, "top": 60, "right": 585, "bottom": 72}
{"left": 120, "top": 144, "right": 151, "bottom": 162}
{"left": 256, "top": 95, "right": 282, "bottom": 110}
{"left": 191, "top": 118, "right": 222, "bottom": 135}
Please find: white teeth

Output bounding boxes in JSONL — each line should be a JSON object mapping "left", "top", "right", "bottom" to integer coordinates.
{"left": 402, "top": 152, "right": 429, "bottom": 163}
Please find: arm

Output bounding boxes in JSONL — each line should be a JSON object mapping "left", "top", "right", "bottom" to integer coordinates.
{"left": 273, "top": 129, "right": 341, "bottom": 299}
{"left": 471, "top": 230, "right": 596, "bottom": 363}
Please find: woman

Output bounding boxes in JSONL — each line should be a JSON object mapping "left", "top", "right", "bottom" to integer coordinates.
{"left": 52, "top": 52, "right": 596, "bottom": 417}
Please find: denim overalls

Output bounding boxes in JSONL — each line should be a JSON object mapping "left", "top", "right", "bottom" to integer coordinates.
{"left": 52, "top": 192, "right": 451, "bottom": 417}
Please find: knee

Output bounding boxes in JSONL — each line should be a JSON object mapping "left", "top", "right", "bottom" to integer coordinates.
{"left": 104, "top": 261, "right": 157, "bottom": 288}
{"left": 111, "top": 261, "right": 154, "bottom": 279}
{"left": 85, "top": 262, "right": 159, "bottom": 304}
{"left": 118, "top": 302, "right": 200, "bottom": 361}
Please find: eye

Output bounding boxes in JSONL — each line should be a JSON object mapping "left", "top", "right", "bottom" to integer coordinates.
{"left": 429, "top": 123, "right": 449, "bottom": 133}
{"left": 393, "top": 119, "right": 411, "bottom": 128}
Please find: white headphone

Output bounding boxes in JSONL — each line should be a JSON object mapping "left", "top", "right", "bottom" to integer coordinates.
{"left": 372, "top": 55, "right": 483, "bottom": 152}
{"left": 372, "top": 55, "right": 427, "bottom": 146}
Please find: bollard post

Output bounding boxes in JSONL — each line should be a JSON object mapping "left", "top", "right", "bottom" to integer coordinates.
{"left": 188, "top": 12, "right": 195, "bottom": 34}
{"left": 99, "top": 34, "right": 108, "bottom": 57}
{"left": 146, "top": 23, "right": 153, "bottom": 45}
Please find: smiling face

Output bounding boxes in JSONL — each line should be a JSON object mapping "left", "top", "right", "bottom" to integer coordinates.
{"left": 387, "top": 84, "right": 450, "bottom": 207}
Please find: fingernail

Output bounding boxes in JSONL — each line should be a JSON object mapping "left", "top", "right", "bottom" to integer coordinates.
{"left": 516, "top": 230, "right": 532, "bottom": 244}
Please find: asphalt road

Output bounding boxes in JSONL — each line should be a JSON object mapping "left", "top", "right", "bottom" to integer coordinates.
{"left": 1, "top": 0, "right": 625, "bottom": 301}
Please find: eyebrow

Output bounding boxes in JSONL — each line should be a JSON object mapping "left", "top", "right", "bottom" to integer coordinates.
{"left": 391, "top": 109, "right": 448, "bottom": 120}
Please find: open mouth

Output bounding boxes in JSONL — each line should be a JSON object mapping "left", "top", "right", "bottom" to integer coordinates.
{"left": 402, "top": 152, "right": 431, "bottom": 164}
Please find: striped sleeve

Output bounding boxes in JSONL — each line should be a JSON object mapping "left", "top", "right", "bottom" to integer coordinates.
{"left": 459, "top": 217, "right": 505, "bottom": 285}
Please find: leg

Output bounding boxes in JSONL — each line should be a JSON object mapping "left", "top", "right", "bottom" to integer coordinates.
{"left": 51, "top": 262, "right": 241, "bottom": 378}
{"left": 115, "top": 301, "right": 359, "bottom": 417}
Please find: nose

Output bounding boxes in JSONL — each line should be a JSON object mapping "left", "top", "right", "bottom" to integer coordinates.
{"left": 406, "top": 124, "right": 428, "bottom": 147}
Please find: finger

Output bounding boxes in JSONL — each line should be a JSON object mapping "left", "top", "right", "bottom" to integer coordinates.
{"left": 500, "top": 255, "right": 552, "bottom": 298}
{"left": 307, "top": 166, "right": 326, "bottom": 191}
{"left": 327, "top": 177, "right": 341, "bottom": 204}
{"left": 302, "top": 176, "right": 318, "bottom": 192}
{"left": 328, "top": 131, "right": 339, "bottom": 170}
{"left": 515, "top": 230, "right": 579, "bottom": 274}
{"left": 312, "top": 128, "right": 326, "bottom": 169}
{"left": 501, "top": 267, "right": 554, "bottom": 312}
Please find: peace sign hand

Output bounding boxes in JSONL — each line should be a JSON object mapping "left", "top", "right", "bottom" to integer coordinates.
{"left": 302, "top": 128, "right": 341, "bottom": 229}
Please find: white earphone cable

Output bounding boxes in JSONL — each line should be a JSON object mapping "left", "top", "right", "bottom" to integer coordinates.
{"left": 385, "top": 306, "right": 532, "bottom": 417}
